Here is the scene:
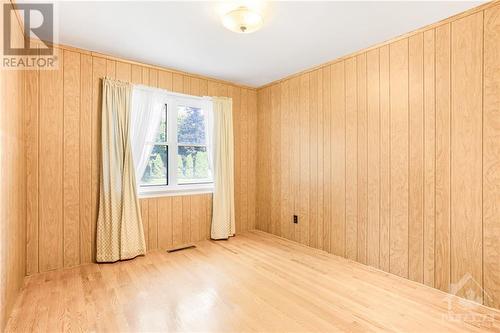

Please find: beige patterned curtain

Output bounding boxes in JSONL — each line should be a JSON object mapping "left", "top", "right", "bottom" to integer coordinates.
{"left": 96, "top": 78, "right": 146, "bottom": 262}
{"left": 211, "top": 97, "right": 235, "bottom": 239}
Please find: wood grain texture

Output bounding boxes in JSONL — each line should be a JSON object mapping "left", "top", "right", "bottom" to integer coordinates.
{"left": 290, "top": 77, "right": 301, "bottom": 243}
{"left": 483, "top": 4, "right": 500, "bottom": 309}
{"left": 0, "top": 1, "right": 27, "bottom": 328}
{"left": 80, "top": 54, "right": 93, "bottom": 264}
{"left": 408, "top": 33, "right": 424, "bottom": 283}
{"left": 91, "top": 57, "right": 106, "bottom": 262}
{"left": 280, "top": 80, "right": 292, "bottom": 241}
{"left": 39, "top": 49, "right": 64, "bottom": 272}
{"left": 345, "top": 58, "right": 358, "bottom": 261}
{"left": 379, "top": 45, "right": 391, "bottom": 273}
{"left": 423, "top": 29, "right": 436, "bottom": 288}
{"left": 316, "top": 70, "right": 324, "bottom": 251}
{"left": 309, "top": 71, "right": 319, "bottom": 249}
{"left": 299, "top": 74, "right": 310, "bottom": 245}
{"left": 389, "top": 39, "right": 409, "bottom": 279}
{"left": 330, "top": 63, "right": 346, "bottom": 257}
{"left": 63, "top": 50, "right": 81, "bottom": 268}
{"left": 321, "top": 67, "right": 331, "bottom": 252}
{"left": 256, "top": 87, "right": 271, "bottom": 233}
{"left": 25, "top": 62, "right": 39, "bottom": 276}
{"left": 148, "top": 198, "right": 158, "bottom": 250}
{"left": 356, "top": 53, "right": 368, "bottom": 265}
{"left": 157, "top": 197, "right": 173, "bottom": 249}
{"left": 366, "top": 49, "right": 380, "bottom": 268}
{"left": 435, "top": 23, "right": 452, "bottom": 293}
{"left": 6, "top": 231, "right": 500, "bottom": 333}
{"left": 271, "top": 84, "right": 281, "bottom": 237}
{"left": 450, "top": 12, "right": 483, "bottom": 302}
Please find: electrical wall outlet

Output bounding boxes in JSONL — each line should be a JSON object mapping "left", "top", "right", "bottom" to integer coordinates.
{"left": 293, "top": 215, "right": 298, "bottom": 224}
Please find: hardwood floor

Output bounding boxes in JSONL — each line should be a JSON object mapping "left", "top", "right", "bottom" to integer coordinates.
{"left": 5, "top": 230, "right": 500, "bottom": 332}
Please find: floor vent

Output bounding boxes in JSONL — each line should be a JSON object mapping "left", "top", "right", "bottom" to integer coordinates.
{"left": 166, "top": 245, "right": 196, "bottom": 253}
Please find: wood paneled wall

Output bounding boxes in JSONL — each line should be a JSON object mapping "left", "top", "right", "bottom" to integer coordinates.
{"left": 0, "top": 1, "right": 26, "bottom": 329}
{"left": 25, "top": 45, "right": 258, "bottom": 275}
{"left": 139, "top": 195, "right": 212, "bottom": 251}
{"left": 256, "top": 3, "right": 500, "bottom": 310}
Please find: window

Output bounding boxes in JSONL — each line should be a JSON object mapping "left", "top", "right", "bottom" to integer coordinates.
{"left": 138, "top": 93, "right": 213, "bottom": 196}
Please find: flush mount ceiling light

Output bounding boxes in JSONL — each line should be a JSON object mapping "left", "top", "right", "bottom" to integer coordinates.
{"left": 222, "top": 6, "right": 263, "bottom": 34}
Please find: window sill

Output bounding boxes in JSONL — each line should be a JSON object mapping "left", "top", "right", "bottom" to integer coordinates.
{"left": 138, "top": 184, "right": 213, "bottom": 199}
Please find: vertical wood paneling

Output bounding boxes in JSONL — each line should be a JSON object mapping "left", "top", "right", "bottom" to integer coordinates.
{"left": 140, "top": 200, "right": 149, "bottom": 249}
{"left": 106, "top": 60, "right": 116, "bottom": 78}
{"left": 254, "top": 3, "right": 500, "bottom": 312}
{"left": 423, "top": 29, "right": 436, "bottom": 288}
{"left": 239, "top": 89, "right": 249, "bottom": 233}
{"left": 232, "top": 86, "right": 242, "bottom": 233}
{"left": 148, "top": 198, "right": 158, "bottom": 250}
{"left": 91, "top": 57, "right": 106, "bottom": 262}
{"left": 345, "top": 58, "right": 357, "bottom": 260}
{"left": 116, "top": 62, "right": 131, "bottom": 81}
{"left": 158, "top": 197, "right": 173, "bottom": 249}
{"left": 182, "top": 196, "right": 191, "bottom": 244}
{"left": 356, "top": 54, "right": 368, "bottom": 264}
{"left": 330, "top": 63, "right": 346, "bottom": 257}
{"left": 316, "top": 70, "right": 324, "bottom": 250}
{"left": 63, "top": 50, "right": 81, "bottom": 268}
{"left": 299, "top": 74, "right": 310, "bottom": 245}
{"left": 408, "top": 33, "right": 424, "bottom": 283}
{"left": 25, "top": 65, "right": 39, "bottom": 275}
{"left": 131, "top": 65, "right": 142, "bottom": 84}
{"left": 379, "top": 45, "right": 391, "bottom": 272}
{"left": 190, "top": 195, "right": 201, "bottom": 241}
{"left": 280, "top": 80, "right": 292, "bottom": 241}
{"left": 247, "top": 90, "right": 258, "bottom": 230}
{"left": 172, "top": 196, "right": 183, "bottom": 246}
{"left": 435, "top": 23, "right": 451, "bottom": 292}
{"left": 173, "top": 73, "right": 183, "bottom": 92}
{"left": 257, "top": 87, "right": 271, "bottom": 232}
{"left": 288, "top": 78, "right": 300, "bottom": 242}
{"left": 39, "top": 50, "right": 64, "bottom": 272}
{"left": 204, "top": 194, "right": 212, "bottom": 239}
{"left": 389, "top": 39, "right": 409, "bottom": 279}
{"left": 450, "top": 12, "right": 483, "bottom": 302}
{"left": 158, "top": 71, "right": 172, "bottom": 91}
{"left": 0, "top": 4, "right": 27, "bottom": 327}
{"left": 321, "top": 68, "right": 331, "bottom": 252}
{"left": 367, "top": 49, "right": 380, "bottom": 268}
{"left": 271, "top": 84, "right": 282, "bottom": 237}
{"left": 80, "top": 54, "right": 93, "bottom": 264}
{"left": 483, "top": 4, "right": 500, "bottom": 309}
{"left": 309, "top": 71, "right": 319, "bottom": 248}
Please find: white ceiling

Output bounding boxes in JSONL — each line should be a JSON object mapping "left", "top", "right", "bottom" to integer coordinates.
{"left": 48, "top": 1, "right": 484, "bottom": 87}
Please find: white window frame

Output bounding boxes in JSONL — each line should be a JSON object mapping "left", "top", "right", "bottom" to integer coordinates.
{"left": 138, "top": 91, "right": 213, "bottom": 198}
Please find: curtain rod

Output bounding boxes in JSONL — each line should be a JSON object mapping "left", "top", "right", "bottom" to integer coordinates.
{"left": 132, "top": 83, "right": 212, "bottom": 102}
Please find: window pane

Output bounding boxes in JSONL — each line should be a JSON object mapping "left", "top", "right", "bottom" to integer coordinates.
{"left": 154, "top": 105, "right": 167, "bottom": 143}
{"left": 140, "top": 145, "right": 168, "bottom": 186}
{"left": 177, "top": 106, "right": 206, "bottom": 145}
{"left": 177, "top": 146, "right": 211, "bottom": 184}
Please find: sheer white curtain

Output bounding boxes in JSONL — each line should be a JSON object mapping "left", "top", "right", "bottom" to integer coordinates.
{"left": 130, "top": 85, "right": 168, "bottom": 183}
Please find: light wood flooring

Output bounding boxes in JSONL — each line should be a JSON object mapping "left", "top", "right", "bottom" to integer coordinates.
{"left": 5, "top": 231, "right": 500, "bottom": 332}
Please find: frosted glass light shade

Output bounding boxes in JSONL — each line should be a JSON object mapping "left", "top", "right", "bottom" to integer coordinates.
{"left": 222, "top": 7, "right": 263, "bottom": 34}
